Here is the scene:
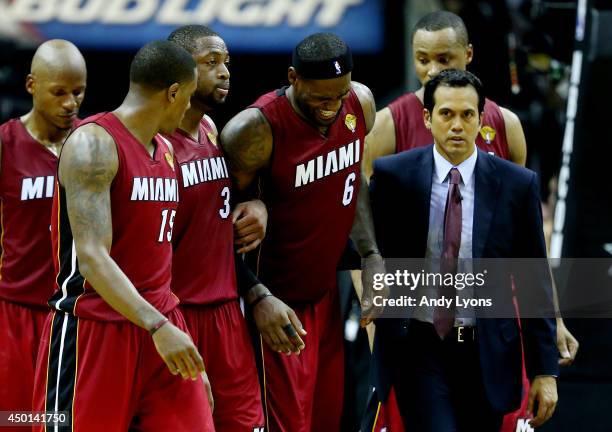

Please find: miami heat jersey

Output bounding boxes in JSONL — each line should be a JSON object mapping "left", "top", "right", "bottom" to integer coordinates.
{"left": 50, "top": 112, "right": 179, "bottom": 321}
{"left": 389, "top": 92, "right": 510, "bottom": 159}
{"left": 0, "top": 119, "right": 57, "bottom": 308}
{"left": 167, "top": 118, "right": 237, "bottom": 305}
{"left": 251, "top": 87, "right": 366, "bottom": 303}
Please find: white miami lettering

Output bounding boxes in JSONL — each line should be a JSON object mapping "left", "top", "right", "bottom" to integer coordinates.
{"left": 180, "top": 156, "right": 229, "bottom": 188}
{"left": 131, "top": 177, "right": 179, "bottom": 202}
{"left": 21, "top": 176, "right": 55, "bottom": 200}
{"left": 295, "top": 139, "right": 360, "bottom": 188}
{"left": 515, "top": 419, "right": 534, "bottom": 432}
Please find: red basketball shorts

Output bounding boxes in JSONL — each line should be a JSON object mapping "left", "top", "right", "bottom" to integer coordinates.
{"left": 0, "top": 299, "right": 48, "bottom": 432}
{"left": 181, "top": 300, "right": 264, "bottom": 431}
{"left": 261, "top": 288, "right": 344, "bottom": 432}
{"left": 32, "top": 308, "right": 215, "bottom": 431}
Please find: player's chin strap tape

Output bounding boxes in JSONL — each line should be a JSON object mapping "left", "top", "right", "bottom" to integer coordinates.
{"left": 292, "top": 46, "right": 353, "bottom": 80}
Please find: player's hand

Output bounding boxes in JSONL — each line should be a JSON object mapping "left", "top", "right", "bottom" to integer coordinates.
{"left": 557, "top": 317, "right": 579, "bottom": 366}
{"left": 232, "top": 199, "right": 267, "bottom": 253}
{"left": 360, "top": 253, "right": 388, "bottom": 327}
{"left": 151, "top": 322, "right": 205, "bottom": 380}
{"left": 253, "top": 295, "right": 307, "bottom": 355}
{"left": 527, "top": 376, "right": 558, "bottom": 428}
{"left": 201, "top": 371, "right": 214, "bottom": 413}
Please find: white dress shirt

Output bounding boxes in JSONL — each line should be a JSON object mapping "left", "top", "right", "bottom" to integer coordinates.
{"left": 414, "top": 145, "right": 477, "bottom": 326}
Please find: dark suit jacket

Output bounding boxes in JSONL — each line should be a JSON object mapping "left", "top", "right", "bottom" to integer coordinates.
{"left": 369, "top": 145, "right": 558, "bottom": 413}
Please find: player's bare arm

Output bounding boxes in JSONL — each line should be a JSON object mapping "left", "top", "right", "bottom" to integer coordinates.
{"left": 60, "top": 124, "right": 205, "bottom": 380}
{"left": 352, "top": 81, "right": 388, "bottom": 325}
{"left": 351, "top": 81, "right": 376, "bottom": 133}
{"left": 222, "top": 108, "right": 306, "bottom": 354}
{"left": 221, "top": 107, "right": 273, "bottom": 192}
{"left": 363, "top": 107, "right": 396, "bottom": 180}
{"left": 218, "top": 111, "right": 269, "bottom": 252}
{"left": 500, "top": 106, "right": 527, "bottom": 166}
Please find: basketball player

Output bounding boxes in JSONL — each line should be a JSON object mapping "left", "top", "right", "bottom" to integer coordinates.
{"left": 32, "top": 41, "right": 214, "bottom": 432}
{"left": 221, "top": 32, "right": 383, "bottom": 432}
{"left": 0, "top": 40, "right": 86, "bottom": 424}
{"left": 166, "top": 25, "right": 265, "bottom": 431}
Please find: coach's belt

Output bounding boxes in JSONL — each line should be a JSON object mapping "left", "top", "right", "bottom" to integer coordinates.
{"left": 453, "top": 325, "right": 476, "bottom": 343}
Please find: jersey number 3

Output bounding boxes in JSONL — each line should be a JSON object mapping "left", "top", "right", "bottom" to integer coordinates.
{"left": 219, "top": 186, "right": 230, "bottom": 219}
{"left": 158, "top": 209, "right": 176, "bottom": 242}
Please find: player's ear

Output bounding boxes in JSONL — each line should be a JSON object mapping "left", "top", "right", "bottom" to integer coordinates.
{"left": 25, "top": 74, "right": 35, "bottom": 95}
{"left": 167, "top": 82, "right": 180, "bottom": 103}
{"left": 466, "top": 43, "right": 474, "bottom": 66}
{"left": 288, "top": 67, "right": 298, "bottom": 86}
{"left": 423, "top": 108, "right": 432, "bottom": 129}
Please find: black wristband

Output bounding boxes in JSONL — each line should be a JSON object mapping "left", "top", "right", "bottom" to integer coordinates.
{"left": 250, "top": 292, "right": 273, "bottom": 309}
{"left": 149, "top": 317, "right": 169, "bottom": 336}
{"left": 235, "top": 253, "right": 261, "bottom": 296}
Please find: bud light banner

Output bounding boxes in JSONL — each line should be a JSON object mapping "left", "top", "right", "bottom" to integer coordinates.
{"left": 0, "top": 0, "right": 384, "bottom": 52}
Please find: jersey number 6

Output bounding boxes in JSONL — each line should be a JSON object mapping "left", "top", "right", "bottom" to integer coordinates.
{"left": 342, "top": 172, "right": 356, "bottom": 206}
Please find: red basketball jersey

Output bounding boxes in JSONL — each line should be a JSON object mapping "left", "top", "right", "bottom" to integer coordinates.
{"left": 0, "top": 119, "right": 58, "bottom": 308}
{"left": 389, "top": 92, "right": 510, "bottom": 159}
{"left": 50, "top": 112, "right": 179, "bottom": 321}
{"left": 166, "top": 119, "right": 237, "bottom": 305}
{"left": 251, "top": 87, "right": 366, "bottom": 303}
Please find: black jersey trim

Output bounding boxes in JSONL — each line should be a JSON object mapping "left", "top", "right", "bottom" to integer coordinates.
{"left": 45, "top": 312, "right": 78, "bottom": 431}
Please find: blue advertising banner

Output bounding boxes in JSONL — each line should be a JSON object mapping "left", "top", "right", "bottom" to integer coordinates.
{"left": 0, "top": 0, "right": 384, "bottom": 52}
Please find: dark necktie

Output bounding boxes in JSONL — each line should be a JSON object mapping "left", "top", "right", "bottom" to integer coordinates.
{"left": 434, "top": 167, "right": 462, "bottom": 339}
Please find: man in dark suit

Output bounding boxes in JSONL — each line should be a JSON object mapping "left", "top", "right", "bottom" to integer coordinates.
{"left": 368, "top": 69, "right": 558, "bottom": 431}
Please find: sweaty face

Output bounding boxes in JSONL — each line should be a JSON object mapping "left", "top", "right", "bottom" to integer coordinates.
{"left": 191, "top": 36, "right": 230, "bottom": 109}
{"left": 413, "top": 28, "right": 472, "bottom": 86}
{"left": 293, "top": 73, "right": 352, "bottom": 127}
{"left": 162, "top": 69, "right": 198, "bottom": 134}
{"left": 425, "top": 85, "right": 481, "bottom": 165}
{"left": 30, "top": 66, "right": 86, "bottom": 130}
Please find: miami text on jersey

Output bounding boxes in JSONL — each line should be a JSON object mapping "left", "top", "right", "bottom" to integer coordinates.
{"left": 130, "top": 177, "right": 179, "bottom": 202}
{"left": 294, "top": 139, "right": 360, "bottom": 188}
{"left": 180, "top": 156, "right": 229, "bottom": 188}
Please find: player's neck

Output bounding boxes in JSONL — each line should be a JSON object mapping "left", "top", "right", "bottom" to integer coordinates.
{"left": 179, "top": 107, "right": 206, "bottom": 141}
{"left": 21, "top": 110, "right": 70, "bottom": 150}
{"left": 113, "top": 95, "right": 162, "bottom": 149}
{"left": 415, "top": 87, "right": 425, "bottom": 104}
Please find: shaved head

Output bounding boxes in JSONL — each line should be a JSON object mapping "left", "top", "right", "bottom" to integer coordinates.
{"left": 26, "top": 39, "right": 87, "bottom": 131}
{"left": 31, "top": 39, "right": 86, "bottom": 80}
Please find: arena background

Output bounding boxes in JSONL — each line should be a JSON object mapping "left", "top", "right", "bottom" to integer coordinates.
{"left": 1, "top": 0, "right": 611, "bottom": 431}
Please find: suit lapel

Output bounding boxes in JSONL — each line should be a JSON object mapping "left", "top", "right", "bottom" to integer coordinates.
{"left": 473, "top": 151, "right": 500, "bottom": 258}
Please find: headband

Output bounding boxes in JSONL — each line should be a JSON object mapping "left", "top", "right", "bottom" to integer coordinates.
{"left": 292, "top": 46, "right": 353, "bottom": 79}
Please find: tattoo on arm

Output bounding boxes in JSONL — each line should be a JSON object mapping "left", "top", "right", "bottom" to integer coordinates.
{"left": 60, "top": 125, "right": 118, "bottom": 251}
{"left": 221, "top": 109, "right": 272, "bottom": 172}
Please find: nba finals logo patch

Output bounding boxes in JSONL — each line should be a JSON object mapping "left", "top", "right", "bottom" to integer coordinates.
{"left": 480, "top": 125, "right": 496, "bottom": 144}
{"left": 345, "top": 114, "right": 357, "bottom": 132}
{"left": 164, "top": 152, "right": 175, "bottom": 171}
{"left": 334, "top": 60, "right": 342, "bottom": 75}
{"left": 207, "top": 132, "right": 218, "bottom": 147}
